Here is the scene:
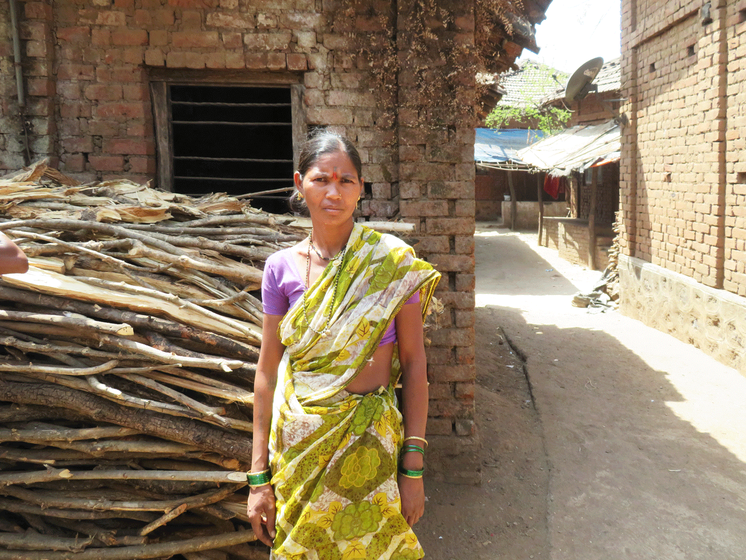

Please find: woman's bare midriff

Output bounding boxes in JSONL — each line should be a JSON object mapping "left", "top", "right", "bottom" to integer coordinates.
{"left": 345, "top": 341, "right": 395, "bottom": 395}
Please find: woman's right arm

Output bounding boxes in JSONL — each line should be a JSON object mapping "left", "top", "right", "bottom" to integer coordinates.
{"left": 0, "top": 232, "right": 28, "bottom": 275}
{"left": 247, "top": 313, "right": 285, "bottom": 547}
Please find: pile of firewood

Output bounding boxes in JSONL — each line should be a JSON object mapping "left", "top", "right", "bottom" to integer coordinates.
{"left": 0, "top": 161, "right": 305, "bottom": 559}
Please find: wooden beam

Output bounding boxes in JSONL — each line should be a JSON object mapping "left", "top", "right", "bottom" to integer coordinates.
{"left": 537, "top": 172, "right": 544, "bottom": 245}
{"left": 588, "top": 167, "right": 598, "bottom": 270}
{"left": 508, "top": 171, "right": 517, "bottom": 231}
{"left": 150, "top": 81, "right": 172, "bottom": 192}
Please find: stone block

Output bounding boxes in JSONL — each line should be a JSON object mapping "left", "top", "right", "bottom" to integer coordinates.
{"left": 425, "top": 217, "right": 474, "bottom": 236}
{"left": 172, "top": 32, "right": 220, "bottom": 48}
{"left": 88, "top": 155, "right": 125, "bottom": 171}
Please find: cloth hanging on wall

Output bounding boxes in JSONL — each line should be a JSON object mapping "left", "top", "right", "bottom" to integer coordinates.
{"left": 543, "top": 175, "right": 565, "bottom": 200}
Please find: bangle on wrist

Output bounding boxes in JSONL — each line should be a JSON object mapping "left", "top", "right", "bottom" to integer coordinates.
{"left": 402, "top": 444, "right": 425, "bottom": 456}
{"left": 247, "top": 468, "right": 272, "bottom": 487}
{"left": 398, "top": 465, "right": 425, "bottom": 479}
{"left": 403, "top": 436, "right": 428, "bottom": 448}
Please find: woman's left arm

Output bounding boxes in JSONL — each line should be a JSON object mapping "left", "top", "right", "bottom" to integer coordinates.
{"left": 395, "top": 300, "right": 429, "bottom": 527}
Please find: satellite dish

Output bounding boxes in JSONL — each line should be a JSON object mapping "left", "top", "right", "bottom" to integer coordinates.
{"left": 564, "top": 57, "right": 604, "bottom": 102}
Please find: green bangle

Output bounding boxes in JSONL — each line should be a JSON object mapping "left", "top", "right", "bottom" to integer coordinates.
{"left": 402, "top": 445, "right": 425, "bottom": 456}
{"left": 247, "top": 469, "right": 271, "bottom": 487}
{"left": 398, "top": 465, "right": 425, "bottom": 478}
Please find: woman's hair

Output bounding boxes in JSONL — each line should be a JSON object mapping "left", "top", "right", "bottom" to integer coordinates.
{"left": 289, "top": 129, "right": 363, "bottom": 214}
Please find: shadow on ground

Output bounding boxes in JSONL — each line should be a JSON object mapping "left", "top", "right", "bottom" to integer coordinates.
{"left": 418, "top": 228, "right": 746, "bottom": 560}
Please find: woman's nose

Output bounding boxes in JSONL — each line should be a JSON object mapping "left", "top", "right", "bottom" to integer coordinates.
{"left": 326, "top": 181, "right": 342, "bottom": 198}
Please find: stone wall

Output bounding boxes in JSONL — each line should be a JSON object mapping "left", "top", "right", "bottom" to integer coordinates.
{"left": 0, "top": 0, "right": 480, "bottom": 481}
{"left": 619, "top": 254, "right": 746, "bottom": 375}
{"left": 619, "top": 0, "right": 746, "bottom": 373}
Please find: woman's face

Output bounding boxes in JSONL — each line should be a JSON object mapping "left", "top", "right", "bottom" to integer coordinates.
{"left": 295, "top": 150, "right": 363, "bottom": 228}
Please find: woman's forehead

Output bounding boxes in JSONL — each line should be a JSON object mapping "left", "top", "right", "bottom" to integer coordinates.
{"left": 308, "top": 152, "right": 358, "bottom": 174}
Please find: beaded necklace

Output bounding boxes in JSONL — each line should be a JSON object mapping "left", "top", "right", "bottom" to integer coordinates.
{"left": 302, "top": 232, "right": 347, "bottom": 337}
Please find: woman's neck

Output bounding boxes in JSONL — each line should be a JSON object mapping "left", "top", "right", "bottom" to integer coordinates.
{"left": 310, "top": 220, "right": 354, "bottom": 259}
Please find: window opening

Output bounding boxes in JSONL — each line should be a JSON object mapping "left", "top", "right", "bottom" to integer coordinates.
{"left": 170, "top": 85, "right": 294, "bottom": 214}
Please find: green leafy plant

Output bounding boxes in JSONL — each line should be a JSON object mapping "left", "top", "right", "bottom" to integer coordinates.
{"left": 485, "top": 60, "right": 572, "bottom": 135}
{"left": 486, "top": 104, "right": 570, "bottom": 135}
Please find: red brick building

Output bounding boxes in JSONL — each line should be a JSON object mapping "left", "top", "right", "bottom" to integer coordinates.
{"left": 0, "top": 0, "right": 553, "bottom": 480}
{"left": 619, "top": 0, "right": 746, "bottom": 374}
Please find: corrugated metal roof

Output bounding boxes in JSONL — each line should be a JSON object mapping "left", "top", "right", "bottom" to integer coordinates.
{"left": 474, "top": 128, "right": 545, "bottom": 166}
{"left": 516, "top": 119, "right": 620, "bottom": 176}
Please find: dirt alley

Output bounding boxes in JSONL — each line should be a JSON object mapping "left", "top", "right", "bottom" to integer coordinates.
{"left": 416, "top": 224, "right": 746, "bottom": 560}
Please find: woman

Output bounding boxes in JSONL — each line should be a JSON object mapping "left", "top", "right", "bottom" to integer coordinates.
{"left": 247, "top": 131, "right": 440, "bottom": 560}
{"left": 0, "top": 232, "right": 28, "bottom": 275}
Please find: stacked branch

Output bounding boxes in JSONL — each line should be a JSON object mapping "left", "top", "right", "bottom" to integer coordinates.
{"left": 0, "top": 161, "right": 305, "bottom": 559}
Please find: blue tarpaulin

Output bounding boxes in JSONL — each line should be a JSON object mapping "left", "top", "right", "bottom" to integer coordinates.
{"left": 474, "top": 128, "right": 544, "bottom": 166}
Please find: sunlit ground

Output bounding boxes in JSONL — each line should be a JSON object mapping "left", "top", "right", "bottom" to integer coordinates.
{"left": 475, "top": 225, "right": 746, "bottom": 465}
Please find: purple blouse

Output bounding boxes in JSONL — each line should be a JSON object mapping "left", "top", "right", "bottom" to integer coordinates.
{"left": 262, "top": 247, "right": 419, "bottom": 346}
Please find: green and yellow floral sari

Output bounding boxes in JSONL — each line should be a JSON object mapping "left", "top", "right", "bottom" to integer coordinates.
{"left": 268, "top": 223, "right": 440, "bottom": 560}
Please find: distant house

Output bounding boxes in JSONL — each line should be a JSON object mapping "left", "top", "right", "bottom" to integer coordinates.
{"left": 476, "top": 60, "right": 569, "bottom": 223}
{"left": 517, "top": 57, "right": 622, "bottom": 270}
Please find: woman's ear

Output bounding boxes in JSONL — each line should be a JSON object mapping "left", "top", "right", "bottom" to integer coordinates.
{"left": 294, "top": 171, "right": 303, "bottom": 194}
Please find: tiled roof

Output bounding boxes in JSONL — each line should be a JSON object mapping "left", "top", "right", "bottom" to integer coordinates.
{"left": 542, "top": 57, "right": 621, "bottom": 103}
{"left": 594, "top": 57, "right": 621, "bottom": 94}
{"left": 496, "top": 60, "right": 568, "bottom": 108}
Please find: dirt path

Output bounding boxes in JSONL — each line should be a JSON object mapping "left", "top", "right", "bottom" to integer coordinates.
{"left": 416, "top": 224, "right": 746, "bottom": 560}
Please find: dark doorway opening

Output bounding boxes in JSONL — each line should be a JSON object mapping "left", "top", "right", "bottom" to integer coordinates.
{"left": 170, "top": 85, "right": 294, "bottom": 214}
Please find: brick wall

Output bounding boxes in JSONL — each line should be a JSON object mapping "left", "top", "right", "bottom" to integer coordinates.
{"left": 0, "top": 0, "right": 480, "bottom": 480}
{"left": 569, "top": 91, "right": 620, "bottom": 127}
{"left": 724, "top": 2, "right": 746, "bottom": 295}
{"left": 620, "top": 0, "right": 746, "bottom": 373}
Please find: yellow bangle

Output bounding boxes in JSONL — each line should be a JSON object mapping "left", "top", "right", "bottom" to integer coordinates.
{"left": 403, "top": 436, "right": 428, "bottom": 448}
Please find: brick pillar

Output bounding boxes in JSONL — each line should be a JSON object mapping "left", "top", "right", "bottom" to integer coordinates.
{"left": 397, "top": 0, "right": 479, "bottom": 484}
{"left": 21, "top": 0, "right": 57, "bottom": 165}
{"left": 0, "top": 2, "right": 22, "bottom": 170}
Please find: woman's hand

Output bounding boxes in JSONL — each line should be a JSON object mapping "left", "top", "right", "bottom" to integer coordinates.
{"left": 398, "top": 475, "right": 425, "bottom": 527}
{"left": 247, "top": 485, "right": 277, "bottom": 547}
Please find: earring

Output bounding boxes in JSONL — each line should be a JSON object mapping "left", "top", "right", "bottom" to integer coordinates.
{"left": 298, "top": 192, "right": 304, "bottom": 200}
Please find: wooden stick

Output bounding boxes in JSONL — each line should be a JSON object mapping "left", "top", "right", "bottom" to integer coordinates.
{"left": 0, "top": 424, "right": 141, "bottom": 443}
{"left": 111, "top": 372, "right": 229, "bottom": 422}
{"left": 44, "top": 518, "right": 146, "bottom": 547}
{"left": 139, "top": 503, "right": 188, "bottom": 536}
{"left": 2, "top": 483, "right": 241, "bottom": 512}
{"left": 0, "top": 529, "right": 258, "bottom": 559}
{"left": 0, "top": 358, "right": 119, "bottom": 376}
{"left": 0, "top": 285, "right": 261, "bottom": 360}
{"left": 6, "top": 229, "right": 144, "bottom": 271}
{"left": 0, "top": 331, "right": 246, "bottom": 372}
{"left": 0, "top": 379, "right": 252, "bottom": 458}
{"left": 0, "top": 309, "right": 134, "bottom": 336}
{"left": 120, "top": 369, "right": 254, "bottom": 405}
{"left": 36, "top": 439, "right": 202, "bottom": 457}
{"left": 0, "top": 404, "right": 89, "bottom": 424}
{"left": 1, "top": 268, "right": 257, "bottom": 341}
{"left": 0, "top": 468, "right": 246, "bottom": 487}
{"left": 0, "top": 498, "right": 158, "bottom": 521}
{"left": 69, "top": 276, "right": 262, "bottom": 343}
{"left": 0, "top": 532, "right": 95, "bottom": 552}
